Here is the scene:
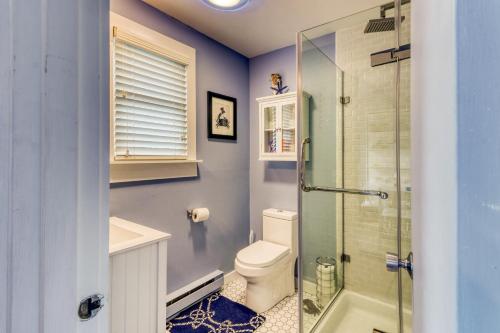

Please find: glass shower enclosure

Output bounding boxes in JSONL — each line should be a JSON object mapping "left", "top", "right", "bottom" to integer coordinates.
{"left": 297, "top": 1, "right": 412, "bottom": 332}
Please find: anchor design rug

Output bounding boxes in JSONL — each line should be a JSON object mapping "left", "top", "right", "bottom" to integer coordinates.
{"left": 167, "top": 292, "right": 266, "bottom": 333}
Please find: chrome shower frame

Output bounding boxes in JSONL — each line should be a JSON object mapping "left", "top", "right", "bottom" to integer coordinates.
{"left": 296, "top": 30, "right": 304, "bottom": 333}
{"left": 394, "top": 1, "right": 404, "bottom": 332}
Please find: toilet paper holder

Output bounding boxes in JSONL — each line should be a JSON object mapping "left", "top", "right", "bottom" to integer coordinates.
{"left": 187, "top": 208, "right": 210, "bottom": 222}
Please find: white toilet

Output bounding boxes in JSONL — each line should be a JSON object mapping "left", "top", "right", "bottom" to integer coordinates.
{"left": 235, "top": 208, "right": 298, "bottom": 313}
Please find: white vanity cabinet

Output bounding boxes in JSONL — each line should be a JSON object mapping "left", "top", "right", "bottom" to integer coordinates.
{"left": 109, "top": 217, "right": 171, "bottom": 333}
{"left": 257, "top": 92, "right": 309, "bottom": 161}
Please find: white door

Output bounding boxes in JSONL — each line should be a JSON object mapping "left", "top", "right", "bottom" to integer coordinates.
{"left": 0, "top": 1, "right": 109, "bottom": 333}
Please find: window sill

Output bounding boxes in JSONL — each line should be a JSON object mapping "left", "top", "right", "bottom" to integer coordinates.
{"left": 110, "top": 159, "right": 202, "bottom": 184}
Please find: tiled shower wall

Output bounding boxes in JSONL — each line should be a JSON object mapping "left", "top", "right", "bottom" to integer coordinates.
{"left": 335, "top": 5, "right": 412, "bottom": 308}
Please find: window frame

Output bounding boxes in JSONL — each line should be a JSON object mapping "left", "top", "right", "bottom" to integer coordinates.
{"left": 109, "top": 13, "right": 199, "bottom": 183}
{"left": 110, "top": 13, "right": 197, "bottom": 164}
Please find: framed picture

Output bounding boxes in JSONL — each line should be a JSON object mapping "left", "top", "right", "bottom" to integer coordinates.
{"left": 207, "top": 91, "right": 237, "bottom": 140}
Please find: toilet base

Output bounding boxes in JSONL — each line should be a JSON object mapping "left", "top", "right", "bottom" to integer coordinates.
{"left": 242, "top": 260, "right": 295, "bottom": 313}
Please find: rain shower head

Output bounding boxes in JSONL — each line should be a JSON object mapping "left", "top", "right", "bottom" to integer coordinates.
{"left": 364, "top": 0, "right": 410, "bottom": 34}
{"left": 364, "top": 16, "right": 405, "bottom": 34}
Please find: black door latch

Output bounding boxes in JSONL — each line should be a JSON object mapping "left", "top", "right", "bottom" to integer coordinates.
{"left": 78, "top": 294, "right": 104, "bottom": 321}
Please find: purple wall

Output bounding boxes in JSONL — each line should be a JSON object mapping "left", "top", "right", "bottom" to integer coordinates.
{"left": 249, "top": 45, "right": 298, "bottom": 239}
{"left": 109, "top": 0, "right": 329, "bottom": 292}
{"left": 248, "top": 35, "right": 335, "bottom": 239}
{"left": 110, "top": 0, "right": 250, "bottom": 293}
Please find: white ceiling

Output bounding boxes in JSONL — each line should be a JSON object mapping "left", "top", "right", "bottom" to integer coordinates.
{"left": 143, "top": 0, "right": 389, "bottom": 58}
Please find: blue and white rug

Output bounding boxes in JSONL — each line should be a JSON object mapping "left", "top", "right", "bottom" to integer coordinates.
{"left": 167, "top": 292, "right": 266, "bottom": 333}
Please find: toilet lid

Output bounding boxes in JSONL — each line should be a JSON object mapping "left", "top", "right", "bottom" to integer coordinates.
{"left": 237, "top": 240, "right": 290, "bottom": 268}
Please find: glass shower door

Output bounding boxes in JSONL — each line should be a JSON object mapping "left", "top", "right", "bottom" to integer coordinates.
{"left": 299, "top": 33, "right": 346, "bottom": 332}
{"left": 299, "top": 3, "right": 412, "bottom": 332}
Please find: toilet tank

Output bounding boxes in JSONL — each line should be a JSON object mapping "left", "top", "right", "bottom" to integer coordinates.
{"left": 262, "top": 209, "right": 298, "bottom": 253}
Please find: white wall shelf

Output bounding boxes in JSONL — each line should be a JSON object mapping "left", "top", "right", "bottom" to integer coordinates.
{"left": 257, "top": 92, "right": 309, "bottom": 161}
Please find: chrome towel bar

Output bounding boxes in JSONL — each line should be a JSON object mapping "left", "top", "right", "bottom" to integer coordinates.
{"left": 300, "top": 138, "right": 389, "bottom": 200}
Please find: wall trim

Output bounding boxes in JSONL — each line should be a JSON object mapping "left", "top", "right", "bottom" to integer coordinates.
{"left": 412, "top": 0, "right": 458, "bottom": 331}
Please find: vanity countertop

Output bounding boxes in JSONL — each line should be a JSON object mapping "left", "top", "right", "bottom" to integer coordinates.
{"left": 109, "top": 216, "right": 171, "bottom": 256}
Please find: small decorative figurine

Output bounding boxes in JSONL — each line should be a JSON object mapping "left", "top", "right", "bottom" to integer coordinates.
{"left": 270, "top": 73, "right": 289, "bottom": 95}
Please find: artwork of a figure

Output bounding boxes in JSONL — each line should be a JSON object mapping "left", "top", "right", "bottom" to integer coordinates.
{"left": 270, "top": 73, "right": 289, "bottom": 95}
{"left": 208, "top": 91, "right": 237, "bottom": 140}
{"left": 216, "top": 107, "right": 230, "bottom": 128}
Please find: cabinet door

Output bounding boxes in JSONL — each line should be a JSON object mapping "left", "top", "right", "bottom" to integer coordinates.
{"left": 262, "top": 103, "right": 278, "bottom": 154}
{"left": 280, "top": 100, "right": 297, "bottom": 154}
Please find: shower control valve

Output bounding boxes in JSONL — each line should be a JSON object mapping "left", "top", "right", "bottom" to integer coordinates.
{"left": 386, "top": 252, "right": 413, "bottom": 279}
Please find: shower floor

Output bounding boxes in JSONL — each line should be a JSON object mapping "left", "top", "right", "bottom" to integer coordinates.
{"left": 314, "top": 290, "right": 412, "bottom": 333}
{"left": 220, "top": 275, "right": 412, "bottom": 333}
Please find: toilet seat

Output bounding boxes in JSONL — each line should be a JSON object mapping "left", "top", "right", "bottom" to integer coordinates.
{"left": 236, "top": 240, "right": 290, "bottom": 268}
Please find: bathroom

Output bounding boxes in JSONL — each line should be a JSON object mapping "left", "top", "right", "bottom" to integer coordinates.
{"left": 2, "top": 1, "right": 500, "bottom": 333}
{"left": 106, "top": 0, "right": 411, "bottom": 331}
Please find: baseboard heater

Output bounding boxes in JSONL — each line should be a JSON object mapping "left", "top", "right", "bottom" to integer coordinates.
{"left": 166, "top": 270, "right": 224, "bottom": 320}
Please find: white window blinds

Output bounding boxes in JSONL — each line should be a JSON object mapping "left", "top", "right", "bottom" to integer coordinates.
{"left": 112, "top": 37, "right": 189, "bottom": 159}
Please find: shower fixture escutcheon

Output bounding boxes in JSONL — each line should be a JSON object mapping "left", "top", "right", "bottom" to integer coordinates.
{"left": 300, "top": 138, "right": 389, "bottom": 200}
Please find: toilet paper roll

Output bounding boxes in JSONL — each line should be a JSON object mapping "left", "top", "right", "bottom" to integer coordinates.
{"left": 316, "top": 264, "right": 335, "bottom": 274}
{"left": 191, "top": 208, "right": 210, "bottom": 223}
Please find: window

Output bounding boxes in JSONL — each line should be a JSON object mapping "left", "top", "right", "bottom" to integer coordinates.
{"left": 110, "top": 14, "right": 198, "bottom": 183}
{"left": 113, "top": 38, "right": 189, "bottom": 159}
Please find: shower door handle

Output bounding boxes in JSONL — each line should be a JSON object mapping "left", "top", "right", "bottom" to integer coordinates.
{"left": 300, "top": 138, "right": 389, "bottom": 199}
{"left": 299, "top": 137, "right": 311, "bottom": 192}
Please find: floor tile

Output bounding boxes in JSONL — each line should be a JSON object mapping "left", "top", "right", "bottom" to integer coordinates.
{"left": 222, "top": 275, "right": 300, "bottom": 333}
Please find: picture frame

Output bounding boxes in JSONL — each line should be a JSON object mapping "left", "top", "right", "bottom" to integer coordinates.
{"left": 207, "top": 91, "right": 237, "bottom": 140}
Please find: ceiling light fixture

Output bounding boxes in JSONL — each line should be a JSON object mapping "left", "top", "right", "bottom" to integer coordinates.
{"left": 201, "top": 0, "right": 250, "bottom": 11}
